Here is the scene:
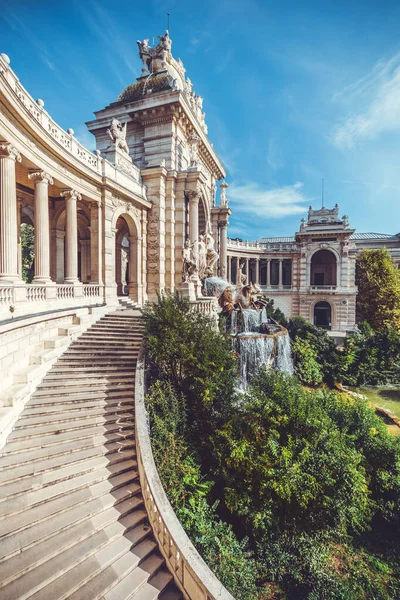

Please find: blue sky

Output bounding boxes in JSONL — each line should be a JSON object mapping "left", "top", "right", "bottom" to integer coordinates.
{"left": 2, "top": 0, "right": 400, "bottom": 240}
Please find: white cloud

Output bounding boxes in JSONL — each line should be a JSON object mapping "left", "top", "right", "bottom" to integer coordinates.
{"left": 331, "top": 52, "right": 400, "bottom": 148}
{"left": 228, "top": 182, "right": 309, "bottom": 218}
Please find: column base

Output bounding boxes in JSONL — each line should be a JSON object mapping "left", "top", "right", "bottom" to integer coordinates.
{"left": 33, "top": 277, "right": 53, "bottom": 284}
{"left": 0, "top": 274, "right": 20, "bottom": 282}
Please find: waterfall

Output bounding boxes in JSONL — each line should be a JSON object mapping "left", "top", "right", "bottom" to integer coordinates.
{"left": 201, "top": 276, "right": 294, "bottom": 387}
{"left": 236, "top": 336, "right": 275, "bottom": 387}
{"left": 276, "top": 333, "right": 294, "bottom": 375}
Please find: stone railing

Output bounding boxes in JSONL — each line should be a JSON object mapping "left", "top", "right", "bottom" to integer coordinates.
{"left": 26, "top": 285, "right": 46, "bottom": 302}
{"left": 83, "top": 284, "right": 101, "bottom": 298}
{"left": 56, "top": 285, "right": 75, "bottom": 300}
{"left": 228, "top": 239, "right": 297, "bottom": 252}
{"left": 135, "top": 349, "right": 235, "bottom": 600}
{"left": 309, "top": 285, "right": 337, "bottom": 291}
{"left": 190, "top": 297, "right": 219, "bottom": 315}
{"left": 0, "top": 286, "right": 15, "bottom": 306}
{"left": 0, "top": 54, "right": 143, "bottom": 190}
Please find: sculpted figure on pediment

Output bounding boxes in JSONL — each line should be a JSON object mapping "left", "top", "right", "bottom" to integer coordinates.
{"left": 107, "top": 119, "right": 129, "bottom": 154}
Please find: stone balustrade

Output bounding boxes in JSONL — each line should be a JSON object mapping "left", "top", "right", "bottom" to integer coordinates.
{"left": 0, "top": 283, "right": 104, "bottom": 321}
{"left": 134, "top": 349, "right": 234, "bottom": 600}
{"left": 26, "top": 285, "right": 46, "bottom": 302}
{"left": 0, "top": 54, "right": 143, "bottom": 190}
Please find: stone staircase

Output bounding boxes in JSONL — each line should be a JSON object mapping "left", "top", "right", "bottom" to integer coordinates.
{"left": 0, "top": 311, "right": 182, "bottom": 600}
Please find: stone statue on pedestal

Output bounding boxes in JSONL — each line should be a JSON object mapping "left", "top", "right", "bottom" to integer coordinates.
{"left": 182, "top": 240, "right": 197, "bottom": 282}
{"left": 197, "top": 235, "right": 207, "bottom": 279}
{"left": 205, "top": 229, "right": 219, "bottom": 276}
{"left": 236, "top": 262, "right": 247, "bottom": 286}
{"left": 107, "top": 119, "right": 129, "bottom": 154}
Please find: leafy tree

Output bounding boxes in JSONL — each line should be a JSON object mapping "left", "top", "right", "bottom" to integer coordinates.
{"left": 142, "top": 292, "right": 238, "bottom": 453}
{"left": 356, "top": 248, "right": 400, "bottom": 331}
{"left": 288, "top": 317, "right": 341, "bottom": 385}
{"left": 21, "top": 223, "right": 34, "bottom": 283}
{"left": 291, "top": 336, "right": 323, "bottom": 385}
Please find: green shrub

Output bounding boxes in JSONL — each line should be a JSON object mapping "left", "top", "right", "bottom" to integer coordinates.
{"left": 145, "top": 381, "right": 260, "bottom": 599}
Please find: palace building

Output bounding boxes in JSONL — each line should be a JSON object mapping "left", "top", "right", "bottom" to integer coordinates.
{"left": 1, "top": 29, "right": 400, "bottom": 600}
{"left": 227, "top": 206, "right": 400, "bottom": 334}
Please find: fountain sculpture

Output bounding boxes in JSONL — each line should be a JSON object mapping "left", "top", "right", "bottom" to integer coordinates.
{"left": 203, "top": 276, "right": 294, "bottom": 387}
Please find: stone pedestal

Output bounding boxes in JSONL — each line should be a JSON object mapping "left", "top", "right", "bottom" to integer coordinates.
{"left": 180, "top": 280, "right": 196, "bottom": 301}
{"left": 103, "top": 144, "right": 136, "bottom": 176}
{"left": 0, "top": 143, "right": 21, "bottom": 281}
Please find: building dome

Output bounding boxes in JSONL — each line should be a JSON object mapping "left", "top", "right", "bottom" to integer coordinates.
{"left": 116, "top": 71, "right": 178, "bottom": 103}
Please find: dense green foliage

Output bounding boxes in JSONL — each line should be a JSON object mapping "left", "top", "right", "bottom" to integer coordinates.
{"left": 21, "top": 223, "right": 34, "bottom": 283}
{"left": 288, "top": 317, "right": 341, "bottom": 385}
{"left": 356, "top": 248, "right": 400, "bottom": 331}
{"left": 143, "top": 293, "right": 400, "bottom": 599}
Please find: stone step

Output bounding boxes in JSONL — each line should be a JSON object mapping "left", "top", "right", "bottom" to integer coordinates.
{"left": 0, "top": 508, "right": 149, "bottom": 593}
{"left": 64, "top": 348, "right": 140, "bottom": 355}
{"left": 0, "top": 470, "right": 140, "bottom": 540}
{"left": 64, "top": 550, "right": 164, "bottom": 600}
{"left": 16, "top": 405, "right": 134, "bottom": 428}
{"left": 7, "top": 412, "right": 133, "bottom": 441}
{"left": 34, "top": 378, "right": 134, "bottom": 391}
{"left": 0, "top": 451, "right": 137, "bottom": 503}
{"left": 157, "top": 583, "right": 184, "bottom": 600}
{"left": 44, "top": 368, "right": 135, "bottom": 377}
{"left": 0, "top": 440, "right": 135, "bottom": 484}
{"left": 120, "top": 569, "right": 175, "bottom": 600}
{"left": 24, "top": 397, "right": 133, "bottom": 415}
{"left": 0, "top": 428, "right": 135, "bottom": 460}
{"left": 2, "top": 422, "right": 134, "bottom": 454}
{"left": 43, "top": 336, "right": 71, "bottom": 350}
{"left": 57, "top": 357, "right": 138, "bottom": 364}
{"left": 31, "top": 386, "right": 134, "bottom": 400}
{"left": 72, "top": 340, "right": 142, "bottom": 347}
{"left": 0, "top": 458, "right": 138, "bottom": 520}
{"left": 0, "top": 486, "right": 143, "bottom": 564}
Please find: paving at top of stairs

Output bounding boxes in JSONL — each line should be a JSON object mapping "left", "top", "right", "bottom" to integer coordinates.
{"left": 0, "top": 310, "right": 183, "bottom": 600}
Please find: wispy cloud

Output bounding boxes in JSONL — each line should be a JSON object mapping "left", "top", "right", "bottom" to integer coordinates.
{"left": 331, "top": 51, "right": 400, "bottom": 148}
{"left": 3, "top": 12, "right": 56, "bottom": 73}
{"left": 228, "top": 182, "right": 309, "bottom": 218}
{"left": 75, "top": 0, "right": 139, "bottom": 78}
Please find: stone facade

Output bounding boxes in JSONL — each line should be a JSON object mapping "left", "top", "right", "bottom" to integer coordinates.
{"left": 227, "top": 205, "right": 400, "bottom": 333}
{"left": 0, "top": 33, "right": 230, "bottom": 319}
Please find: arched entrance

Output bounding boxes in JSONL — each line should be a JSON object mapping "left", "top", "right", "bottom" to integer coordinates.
{"left": 114, "top": 213, "right": 140, "bottom": 301}
{"left": 310, "top": 250, "right": 337, "bottom": 286}
{"left": 314, "top": 301, "right": 332, "bottom": 329}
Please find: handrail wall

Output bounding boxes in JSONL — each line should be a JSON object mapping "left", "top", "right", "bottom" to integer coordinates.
{"left": 134, "top": 346, "right": 235, "bottom": 600}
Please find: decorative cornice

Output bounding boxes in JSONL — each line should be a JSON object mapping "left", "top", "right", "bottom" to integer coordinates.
{"left": 60, "top": 189, "right": 82, "bottom": 201}
{"left": 0, "top": 142, "right": 21, "bottom": 162}
{"left": 28, "top": 170, "right": 53, "bottom": 185}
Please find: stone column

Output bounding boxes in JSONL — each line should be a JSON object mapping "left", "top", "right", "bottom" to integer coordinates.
{"left": 245, "top": 257, "right": 249, "bottom": 281}
{"left": 90, "top": 200, "right": 103, "bottom": 284}
{"left": 227, "top": 255, "right": 231, "bottom": 283}
{"left": 0, "top": 142, "right": 21, "bottom": 280}
{"left": 128, "top": 234, "right": 142, "bottom": 303}
{"left": 219, "top": 219, "right": 228, "bottom": 279}
{"left": 61, "top": 189, "right": 81, "bottom": 283}
{"left": 266, "top": 258, "right": 271, "bottom": 288}
{"left": 188, "top": 190, "right": 200, "bottom": 262}
{"left": 236, "top": 257, "right": 240, "bottom": 286}
{"left": 80, "top": 239, "right": 91, "bottom": 283}
{"left": 279, "top": 258, "right": 283, "bottom": 289}
{"left": 17, "top": 199, "right": 22, "bottom": 278}
{"left": 28, "top": 170, "right": 53, "bottom": 282}
{"left": 255, "top": 258, "right": 260, "bottom": 285}
{"left": 55, "top": 230, "right": 65, "bottom": 283}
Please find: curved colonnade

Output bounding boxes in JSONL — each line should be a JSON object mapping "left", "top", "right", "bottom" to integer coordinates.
{"left": 0, "top": 53, "right": 149, "bottom": 321}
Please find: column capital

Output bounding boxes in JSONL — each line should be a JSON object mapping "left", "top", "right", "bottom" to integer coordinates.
{"left": 28, "top": 170, "right": 53, "bottom": 185}
{"left": 219, "top": 218, "right": 229, "bottom": 228}
{"left": 0, "top": 142, "right": 21, "bottom": 162}
{"left": 91, "top": 199, "right": 101, "bottom": 208}
{"left": 61, "top": 189, "right": 82, "bottom": 201}
{"left": 185, "top": 189, "right": 201, "bottom": 203}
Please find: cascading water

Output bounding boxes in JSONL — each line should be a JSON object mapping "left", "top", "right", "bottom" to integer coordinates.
{"left": 203, "top": 276, "right": 294, "bottom": 387}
